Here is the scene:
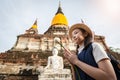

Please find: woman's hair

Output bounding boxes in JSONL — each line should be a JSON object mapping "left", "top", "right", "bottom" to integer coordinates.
{"left": 76, "top": 28, "right": 93, "bottom": 54}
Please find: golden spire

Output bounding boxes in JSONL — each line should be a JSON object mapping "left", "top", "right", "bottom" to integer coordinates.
{"left": 31, "top": 19, "right": 38, "bottom": 29}
{"left": 31, "top": 19, "right": 38, "bottom": 34}
{"left": 51, "top": 2, "right": 68, "bottom": 26}
{"left": 25, "top": 19, "right": 38, "bottom": 34}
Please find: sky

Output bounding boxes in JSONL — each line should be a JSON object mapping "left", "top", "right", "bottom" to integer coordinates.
{"left": 0, "top": 0, "right": 120, "bottom": 52}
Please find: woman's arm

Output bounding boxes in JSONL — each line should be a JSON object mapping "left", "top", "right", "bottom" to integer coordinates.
{"left": 64, "top": 49, "right": 117, "bottom": 80}
{"left": 75, "top": 58, "right": 116, "bottom": 80}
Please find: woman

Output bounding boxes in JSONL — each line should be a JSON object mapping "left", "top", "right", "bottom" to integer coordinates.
{"left": 64, "top": 23, "right": 116, "bottom": 80}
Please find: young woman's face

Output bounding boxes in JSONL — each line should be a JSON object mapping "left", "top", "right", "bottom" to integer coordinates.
{"left": 71, "top": 29, "right": 85, "bottom": 45}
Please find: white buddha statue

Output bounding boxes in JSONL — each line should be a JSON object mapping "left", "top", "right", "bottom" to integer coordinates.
{"left": 38, "top": 47, "right": 72, "bottom": 80}
{"left": 45, "top": 47, "right": 63, "bottom": 70}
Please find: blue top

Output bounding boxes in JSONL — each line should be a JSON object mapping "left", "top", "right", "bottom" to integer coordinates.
{"left": 74, "top": 43, "right": 98, "bottom": 80}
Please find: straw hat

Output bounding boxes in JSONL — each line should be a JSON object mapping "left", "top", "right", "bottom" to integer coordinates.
{"left": 69, "top": 23, "right": 93, "bottom": 39}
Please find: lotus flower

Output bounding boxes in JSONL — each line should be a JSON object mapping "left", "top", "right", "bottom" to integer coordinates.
{"left": 54, "top": 37, "right": 65, "bottom": 49}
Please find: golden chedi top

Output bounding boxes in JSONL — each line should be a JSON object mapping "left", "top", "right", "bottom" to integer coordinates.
{"left": 25, "top": 19, "right": 38, "bottom": 34}
{"left": 51, "top": 2, "right": 68, "bottom": 26}
{"left": 31, "top": 19, "right": 38, "bottom": 29}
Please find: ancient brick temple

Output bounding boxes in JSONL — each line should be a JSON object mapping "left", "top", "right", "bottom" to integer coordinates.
{"left": 0, "top": 2, "right": 120, "bottom": 80}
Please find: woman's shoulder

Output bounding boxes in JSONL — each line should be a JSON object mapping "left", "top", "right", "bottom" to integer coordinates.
{"left": 91, "top": 42, "right": 101, "bottom": 48}
{"left": 91, "top": 42, "right": 109, "bottom": 63}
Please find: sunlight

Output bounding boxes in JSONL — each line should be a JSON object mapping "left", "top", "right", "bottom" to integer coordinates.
{"left": 102, "top": 0, "right": 120, "bottom": 16}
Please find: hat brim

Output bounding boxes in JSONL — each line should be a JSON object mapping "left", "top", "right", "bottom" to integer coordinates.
{"left": 69, "top": 23, "right": 93, "bottom": 39}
